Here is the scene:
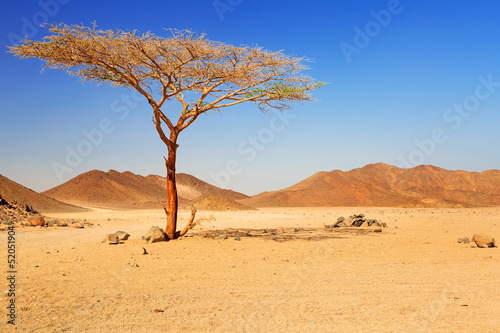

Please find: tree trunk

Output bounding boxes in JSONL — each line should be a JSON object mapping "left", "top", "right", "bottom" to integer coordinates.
{"left": 164, "top": 145, "right": 178, "bottom": 240}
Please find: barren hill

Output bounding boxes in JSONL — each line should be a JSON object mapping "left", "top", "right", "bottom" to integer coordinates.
{"left": 43, "top": 170, "right": 253, "bottom": 210}
{"left": 239, "top": 163, "right": 500, "bottom": 208}
{"left": 0, "top": 174, "right": 87, "bottom": 213}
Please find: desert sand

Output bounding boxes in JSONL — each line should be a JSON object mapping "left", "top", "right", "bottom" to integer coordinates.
{"left": 1, "top": 207, "right": 499, "bottom": 332}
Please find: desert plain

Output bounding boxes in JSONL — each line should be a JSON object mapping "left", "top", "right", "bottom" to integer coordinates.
{"left": 1, "top": 206, "right": 499, "bottom": 332}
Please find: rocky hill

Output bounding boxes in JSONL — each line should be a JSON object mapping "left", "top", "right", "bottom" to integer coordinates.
{"left": 43, "top": 170, "right": 253, "bottom": 211}
{"left": 0, "top": 174, "right": 87, "bottom": 213}
{"left": 239, "top": 163, "right": 500, "bottom": 208}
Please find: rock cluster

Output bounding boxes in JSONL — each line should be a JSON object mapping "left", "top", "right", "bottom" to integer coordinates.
{"left": 0, "top": 194, "right": 39, "bottom": 226}
{"left": 325, "top": 214, "right": 387, "bottom": 229}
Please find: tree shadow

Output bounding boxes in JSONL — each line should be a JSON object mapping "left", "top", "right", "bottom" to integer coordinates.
{"left": 192, "top": 227, "right": 385, "bottom": 242}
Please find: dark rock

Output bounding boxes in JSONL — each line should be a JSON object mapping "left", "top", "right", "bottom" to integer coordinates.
{"left": 353, "top": 219, "right": 365, "bottom": 227}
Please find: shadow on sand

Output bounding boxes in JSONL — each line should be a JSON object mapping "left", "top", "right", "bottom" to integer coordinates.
{"left": 192, "top": 227, "right": 387, "bottom": 242}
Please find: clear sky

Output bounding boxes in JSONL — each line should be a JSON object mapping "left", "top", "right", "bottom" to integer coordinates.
{"left": 1, "top": 0, "right": 499, "bottom": 195}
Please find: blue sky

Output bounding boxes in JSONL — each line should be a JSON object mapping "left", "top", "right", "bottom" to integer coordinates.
{"left": 1, "top": 0, "right": 499, "bottom": 195}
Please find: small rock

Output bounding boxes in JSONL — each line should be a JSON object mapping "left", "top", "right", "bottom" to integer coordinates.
{"left": 114, "top": 231, "right": 130, "bottom": 241}
{"left": 472, "top": 233, "right": 496, "bottom": 248}
{"left": 72, "top": 222, "right": 84, "bottom": 229}
{"left": 337, "top": 217, "right": 345, "bottom": 223}
{"left": 374, "top": 229, "right": 382, "bottom": 233}
{"left": 219, "top": 235, "right": 228, "bottom": 240}
{"left": 28, "top": 216, "right": 45, "bottom": 227}
{"left": 457, "top": 237, "right": 470, "bottom": 244}
{"left": 106, "top": 234, "right": 119, "bottom": 245}
{"left": 234, "top": 236, "right": 241, "bottom": 241}
{"left": 142, "top": 226, "right": 165, "bottom": 243}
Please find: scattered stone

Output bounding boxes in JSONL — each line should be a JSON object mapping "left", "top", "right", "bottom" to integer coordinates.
{"left": 457, "top": 237, "right": 470, "bottom": 244}
{"left": 106, "top": 234, "right": 119, "bottom": 245}
{"left": 142, "top": 226, "right": 165, "bottom": 243}
{"left": 28, "top": 215, "right": 45, "bottom": 227}
{"left": 114, "top": 231, "right": 130, "bottom": 241}
{"left": 472, "top": 234, "right": 496, "bottom": 248}
{"left": 332, "top": 214, "right": 385, "bottom": 228}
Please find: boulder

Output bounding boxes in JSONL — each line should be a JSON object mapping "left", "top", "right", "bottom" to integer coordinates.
{"left": 27, "top": 216, "right": 45, "bottom": 227}
{"left": 142, "top": 226, "right": 165, "bottom": 243}
{"left": 114, "top": 231, "right": 130, "bottom": 241}
{"left": 472, "top": 234, "right": 496, "bottom": 248}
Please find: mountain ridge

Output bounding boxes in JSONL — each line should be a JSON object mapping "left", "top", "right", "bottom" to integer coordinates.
{"left": 239, "top": 163, "right": 500, "bottom": 208}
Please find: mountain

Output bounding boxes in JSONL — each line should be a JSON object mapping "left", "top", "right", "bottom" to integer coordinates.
{"left": 0, "top": 174, "right": 87, "bottom": 213}
{"left": 43, "top": 170, "right": 253, "bottom": 210}
{"left": 239, "top": 163, "right": 500, "bottom": 208}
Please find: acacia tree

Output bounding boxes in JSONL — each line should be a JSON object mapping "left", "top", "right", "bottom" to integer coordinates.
{"left": 9, "top": 23, "right": 323, "bottom": 240}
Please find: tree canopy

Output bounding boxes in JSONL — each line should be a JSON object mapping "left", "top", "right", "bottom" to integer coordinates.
{"left": 9, "top": 24, "right": 323, "bottom": 140}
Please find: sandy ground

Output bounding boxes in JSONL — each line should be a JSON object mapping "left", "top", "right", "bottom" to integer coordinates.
{"left": 1, "top": 207, "right": 499, "bottom": 332}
